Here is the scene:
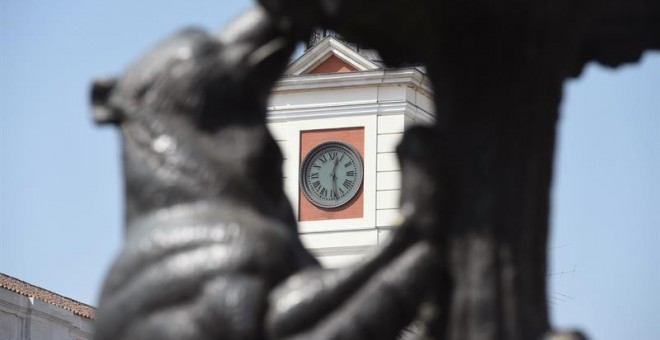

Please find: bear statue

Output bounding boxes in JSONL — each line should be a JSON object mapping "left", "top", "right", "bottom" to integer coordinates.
{"left": 91, "top": 6, "right": 442, "bottom": 340}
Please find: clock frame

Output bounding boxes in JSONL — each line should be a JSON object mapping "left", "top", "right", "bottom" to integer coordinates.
{"left": 300, "top": 141, "right": 364, "bottom": 209}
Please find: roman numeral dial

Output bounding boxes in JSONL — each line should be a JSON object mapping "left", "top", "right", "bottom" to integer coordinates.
{"left": 300, "top": 141, "right": 364, "bottom": 208}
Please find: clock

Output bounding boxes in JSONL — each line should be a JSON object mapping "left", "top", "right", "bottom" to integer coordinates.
{"left": 300, "top": 141, "right": 364, "bottom": 208}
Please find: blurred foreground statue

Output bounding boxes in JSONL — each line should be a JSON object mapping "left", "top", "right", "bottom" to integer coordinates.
{"left": 91, "top": 0, "right": 659, "bottom": 339}
{"left": 258, "top": 0, "right": 658, "bottom": 339}
{"left": 91, "top": 6, "right": 443, "bottom": 340}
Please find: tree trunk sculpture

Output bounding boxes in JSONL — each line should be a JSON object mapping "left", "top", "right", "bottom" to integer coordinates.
{"left": 91, "top": 0, "right": 659, "bottom": 339}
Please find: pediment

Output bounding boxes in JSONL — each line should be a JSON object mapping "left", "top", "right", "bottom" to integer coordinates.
{"left": 286, "top": 37, "right": 381, "bottom": 76}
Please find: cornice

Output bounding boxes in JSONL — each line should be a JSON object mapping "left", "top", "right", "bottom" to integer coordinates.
{"left": 0, "top": 297, "right": 30, "bottom": 314}
{"left": 307, "top": 245, "right": 373, "bottom": 257}
{"left": 403, "top": 101, "right": 436, "bottom": 124}
{"left": 267, "top": 100, "right": 434, "bottom": 122}
{"left": 0, "top": 296, "right": 88, "bottom": 328}
{"left": 272, "top": 68, "right": 434, "bottom": 98}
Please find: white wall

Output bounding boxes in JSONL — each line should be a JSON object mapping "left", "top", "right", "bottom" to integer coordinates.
{"left": 0, "top": 289, "right": 93, "bottom": 340}
{"left": 268, "top": 68, "right": 434, "bottom": 268}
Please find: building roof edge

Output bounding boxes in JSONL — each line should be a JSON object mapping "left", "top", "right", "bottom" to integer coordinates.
{"left": 0, "top": 272, "right": 95, "bottom": 319}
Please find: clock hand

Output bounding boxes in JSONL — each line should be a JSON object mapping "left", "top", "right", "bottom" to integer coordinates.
{"left": 329, "top": 158, "right": 338, "bottom": 178}
{"left": 332, "top": 176, "right": 339, "bottom": 199}
{"left": 331, "top": 158, "right": 339, "bottom": 199}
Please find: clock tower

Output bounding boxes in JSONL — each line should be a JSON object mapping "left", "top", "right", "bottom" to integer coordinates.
{"left": 267, "top": 36, "right": 434, "bottom": 268}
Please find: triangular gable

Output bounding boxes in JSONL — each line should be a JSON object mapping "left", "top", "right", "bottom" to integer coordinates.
{"left": 286, "top": 37, "right": 381, "bottom": 76}
{"left": 309, "top": 55, "right": 357, "bottom": 74}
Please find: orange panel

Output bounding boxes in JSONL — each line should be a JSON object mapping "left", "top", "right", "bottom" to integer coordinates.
{"left": 299, "top": 127, "right": 364, "bottom": 221}
{"left": 309, "top": 55, "right": 358, "bottom": 74}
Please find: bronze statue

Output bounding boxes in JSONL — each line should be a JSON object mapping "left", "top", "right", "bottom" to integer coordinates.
{"left": 91, "top": 6, "right": 443, "bottom": 340}
{"left": 91, "top": 0, "right": 659, "bottom": 338}
{"left": 258, "top": 1, "right": 659, "bottom": 339}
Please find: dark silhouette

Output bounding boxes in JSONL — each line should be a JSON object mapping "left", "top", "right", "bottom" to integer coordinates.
{"left": 92, "top": 0, "right": 659, "bottom": 338}
{"left": 92, "top": 6, "right": 442, "bottom": 340}
{"left": 258, "top": 0, "right": 658, "bottom": 338}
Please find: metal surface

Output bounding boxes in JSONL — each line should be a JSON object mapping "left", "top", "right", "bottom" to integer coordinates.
{"left": 91, "top": 0, "right": 659, "bottom": 338}
{"left": 300, "top": 141, "right": 364, "bottom": 209}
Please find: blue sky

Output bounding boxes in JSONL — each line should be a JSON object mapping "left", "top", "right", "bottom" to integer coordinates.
{"left": 1, "top": 1, "right": 658, "bottom": 339}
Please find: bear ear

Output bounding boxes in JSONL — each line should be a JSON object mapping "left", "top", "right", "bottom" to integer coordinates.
{"left": 91, "top": 77, "right": 121, "bottom": 125}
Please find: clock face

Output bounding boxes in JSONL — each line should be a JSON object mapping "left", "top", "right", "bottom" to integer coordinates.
{"left": 300, "top": 141, "right": 364, "bottom": 209}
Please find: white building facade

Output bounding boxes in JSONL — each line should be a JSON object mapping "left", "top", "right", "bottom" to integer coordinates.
{"left": 0, "top": 274, "right": 94, "bottom": 340}
{"left": 268, "top": 37, "right": 435, "bottom": 268}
